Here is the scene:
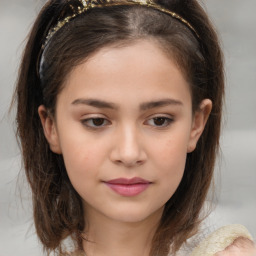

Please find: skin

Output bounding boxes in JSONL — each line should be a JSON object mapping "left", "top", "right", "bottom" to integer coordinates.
{"left": 39, "top": 40, "right": 212, "bottom": 256}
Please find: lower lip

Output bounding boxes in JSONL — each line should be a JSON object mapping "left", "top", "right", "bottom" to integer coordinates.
{"left": 105, "top": 183, "right": 150, "bottom": 197}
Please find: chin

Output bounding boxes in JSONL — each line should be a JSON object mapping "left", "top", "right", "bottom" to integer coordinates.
{"left": 105, "top": 205, "right": 164, "bottom": 224}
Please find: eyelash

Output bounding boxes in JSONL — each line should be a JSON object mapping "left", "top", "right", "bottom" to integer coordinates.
{"left": 81, "top": 116, "right": 174, "bottom": 130}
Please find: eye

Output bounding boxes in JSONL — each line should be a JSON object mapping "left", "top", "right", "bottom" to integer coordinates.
{"left": 146, "top": 116, "right": 173, "bottom": 127}
{"left": 81, "top": 118, "right": 110, "bottom": 129}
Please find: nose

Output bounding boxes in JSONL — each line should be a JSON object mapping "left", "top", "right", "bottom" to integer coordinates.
{"left": 110, "top": 124, "right": 147, "bottom": 167}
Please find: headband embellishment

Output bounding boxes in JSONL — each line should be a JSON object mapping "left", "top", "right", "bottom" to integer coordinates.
{"left": 42, "top": 0, "right": 199, "bottom": 49}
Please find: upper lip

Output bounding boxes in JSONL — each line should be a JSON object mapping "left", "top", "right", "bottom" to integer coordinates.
{"left": 105, "top": 177, "right": 151, "bottom": 185}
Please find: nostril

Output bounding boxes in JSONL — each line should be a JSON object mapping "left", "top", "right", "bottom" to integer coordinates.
{"left": 113, "top": 158, "right": 145, "bottom": 167}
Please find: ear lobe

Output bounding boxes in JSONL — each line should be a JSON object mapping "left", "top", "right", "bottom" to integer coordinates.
{"left": 187, "top": 99, "right": 212, "bottom": 153}
{"left": 38, "top": 105, "right": 62, "bottom": 154}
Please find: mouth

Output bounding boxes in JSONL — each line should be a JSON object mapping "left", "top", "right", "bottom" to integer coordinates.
{"left": 104, "top": 177, "right": 152, "bottom": 197}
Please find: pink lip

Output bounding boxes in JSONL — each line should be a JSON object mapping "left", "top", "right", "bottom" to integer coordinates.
{"left": 104, "top": 177, "right": 151, "bottom": 197}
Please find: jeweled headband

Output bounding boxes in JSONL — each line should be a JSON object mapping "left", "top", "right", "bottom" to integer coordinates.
{"left": 38, "top": 0, "right": 199, "bottom": 76}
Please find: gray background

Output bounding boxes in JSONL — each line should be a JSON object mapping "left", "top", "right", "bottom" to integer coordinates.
{"left": 0, "top": 0, "right": 256, "bottom": 255}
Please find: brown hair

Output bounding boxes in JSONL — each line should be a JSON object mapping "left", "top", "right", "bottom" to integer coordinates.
{"left": 14, "top": 0, "right": 224, "bottom": 255}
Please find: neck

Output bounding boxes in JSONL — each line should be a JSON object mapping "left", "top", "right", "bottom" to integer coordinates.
{"left": 82, "top": 207, "right": 163, "bottom": 256}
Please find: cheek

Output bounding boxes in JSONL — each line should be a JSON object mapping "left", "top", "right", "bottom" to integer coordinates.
{"left": 156, "top": 133, "right": 189, "bottom": 170}
{"left": 152, "top": 133, "right": 189, "bottom": 196}
{"left": 161, "top": 145, "right": 187, "bottom": 184}
{"left": 59, "top": 134, "right": 107, "bottom": 186}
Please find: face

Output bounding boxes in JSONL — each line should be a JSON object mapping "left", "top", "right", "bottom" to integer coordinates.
{"left": 39, "top": 40, "right": 211, "bottom": 225}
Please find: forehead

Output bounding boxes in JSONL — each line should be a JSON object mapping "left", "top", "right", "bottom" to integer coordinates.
{"left": 60, "top": 40, "right": 191, "bottom": 107}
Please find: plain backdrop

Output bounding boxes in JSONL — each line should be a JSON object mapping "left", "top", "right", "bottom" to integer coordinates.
{"left": 0, "top": 0, "right": 256, "bottom": 255}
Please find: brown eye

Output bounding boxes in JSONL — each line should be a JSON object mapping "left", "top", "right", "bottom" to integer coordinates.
{"left": 146, "top": 116, "right": 173, "bottom": 127}
{"left": 92, "top": 118, "right": 105, "bottom": 126}
{"left": 153, "top": 117, "right": 167, "bottom": 126}
{"left": 81, "top": 118, "right": 110, "bottom": 129}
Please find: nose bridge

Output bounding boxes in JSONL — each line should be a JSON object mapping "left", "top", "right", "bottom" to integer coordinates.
{"left": 110, "top": 121, "right": 146, "bottom": 166}
{"left": 120, "top": 122, "right": 138, "bottom": 151}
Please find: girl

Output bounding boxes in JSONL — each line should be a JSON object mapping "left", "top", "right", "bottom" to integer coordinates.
{"left": 14, "top": 0, "right": 255, "bottom": 255}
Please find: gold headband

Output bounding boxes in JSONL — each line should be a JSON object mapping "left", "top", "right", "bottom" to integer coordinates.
{"left": 42, "top": 0, "right": 199, "bottom": 49}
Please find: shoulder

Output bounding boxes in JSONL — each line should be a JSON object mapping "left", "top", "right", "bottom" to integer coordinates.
{"left": 190, "top": 224, "right": 256, "bottom": 256}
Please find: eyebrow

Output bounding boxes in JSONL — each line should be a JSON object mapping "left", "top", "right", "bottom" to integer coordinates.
{"left": 71, "top": 98, "right": 183, "bottom": 111}
{"left": 72, "top": 98, "right": 118, "bottom": 109}
{"left": 140, "top": 98, "right": 183, "bottom": 111}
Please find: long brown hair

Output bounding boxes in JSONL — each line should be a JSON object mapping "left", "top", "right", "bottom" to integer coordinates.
{"left": 14, "top": 0, "right": 224, "bottom": 255}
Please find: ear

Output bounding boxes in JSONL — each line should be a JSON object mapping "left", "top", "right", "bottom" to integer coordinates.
{"left": 187, "top": 99, "right": 212, "bottom": 153}
{"left": 38, "top": 105, "right": 62, "bottom": 154}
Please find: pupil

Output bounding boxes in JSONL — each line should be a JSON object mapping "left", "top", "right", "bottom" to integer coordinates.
{"left": 93, "top": 118, "right": 104, "bottom": 126}
{"left": 154, "top": 118, "right": 165, "bottom": 126}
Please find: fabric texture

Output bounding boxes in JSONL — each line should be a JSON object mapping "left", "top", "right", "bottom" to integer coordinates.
{"left": 189, "top": 224, "right": 253, "bottom": 256}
